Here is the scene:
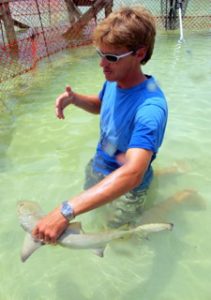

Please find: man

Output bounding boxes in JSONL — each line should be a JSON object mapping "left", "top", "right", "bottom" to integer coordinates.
{"left": 33, "top": 6, "right": 168, "bottom": 243}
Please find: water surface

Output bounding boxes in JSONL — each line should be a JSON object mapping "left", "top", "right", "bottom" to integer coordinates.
{"left": 0, "top": 31, "right": 211, "bottom": 300}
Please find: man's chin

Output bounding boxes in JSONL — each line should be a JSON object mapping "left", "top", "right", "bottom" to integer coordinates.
{"left": 104, "top": 73, "right": 115, "bottom": 81}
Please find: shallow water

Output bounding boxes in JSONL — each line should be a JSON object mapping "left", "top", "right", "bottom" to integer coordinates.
{"left": 0, "top": 31, "right": 211, "bottom": 300}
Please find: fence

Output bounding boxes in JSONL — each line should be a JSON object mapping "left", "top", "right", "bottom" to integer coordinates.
{"left": 0, "top": 0, "right": 210, "bottom": 91}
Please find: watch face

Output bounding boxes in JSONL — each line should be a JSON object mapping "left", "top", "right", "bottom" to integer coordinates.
{"left": 62, "top": 201, "right": 74, "bottom": 219}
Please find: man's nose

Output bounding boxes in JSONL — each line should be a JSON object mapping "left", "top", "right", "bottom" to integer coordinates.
{"left": 100, "top": 57, "right": 109, "bottom": 67}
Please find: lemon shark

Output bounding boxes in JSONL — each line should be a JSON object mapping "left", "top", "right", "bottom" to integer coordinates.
{"left": 17, "top": 200, "right": 173, "bottom": 262}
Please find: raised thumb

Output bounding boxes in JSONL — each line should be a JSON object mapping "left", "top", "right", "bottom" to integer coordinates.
{"left": 65, "top": 85, "right": 72, "bottom": 95}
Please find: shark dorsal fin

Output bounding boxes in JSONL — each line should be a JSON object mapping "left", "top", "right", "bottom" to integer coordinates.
{"left": 66, "top": 222, "right": 83, "bottom": 234}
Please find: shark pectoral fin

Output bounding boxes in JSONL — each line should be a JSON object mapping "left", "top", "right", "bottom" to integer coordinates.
{"left": 92, "top": 245, "right": 107, "bottom": 257}
{"left": 21, "top": 233, "right": 44, "bottom": 263}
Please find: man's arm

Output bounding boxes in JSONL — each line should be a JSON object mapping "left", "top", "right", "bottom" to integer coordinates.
{"left": 32, "top": 148, "right": 153, "bottom": 243}
{"left": 71, "top": 148, "right": 152, "bottom": 214}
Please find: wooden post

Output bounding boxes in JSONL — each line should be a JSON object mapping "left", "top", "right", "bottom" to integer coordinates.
{"left": 64, "top": 0, "right": 81, "bottom": 25}
{"left": 0, "top": 2, "right": 18, "bottom": 56}
{"left": 63, "top": 0, "right": 113, "bottom": 40}
{"left": 13, "top": 19, "right": 30, "bottom": 29}
{"left": 105, "top": 0, "right": 113, "bottom": 17}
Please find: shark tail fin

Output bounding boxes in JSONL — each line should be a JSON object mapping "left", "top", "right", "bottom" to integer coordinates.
{"left": 21, "top": 233, "right": 44, "bottom": 262}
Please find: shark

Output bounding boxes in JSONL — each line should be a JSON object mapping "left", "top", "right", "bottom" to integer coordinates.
{"left": 17, "top": 200, "right": 174, "bottom": 262}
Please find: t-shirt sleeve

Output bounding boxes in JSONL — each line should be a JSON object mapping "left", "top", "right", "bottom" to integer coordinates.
{"left": 98, "top": 81, "right": 107, "bottom": 102}
{"left": 128, "top": 102, "right": 167, "bottom": 153}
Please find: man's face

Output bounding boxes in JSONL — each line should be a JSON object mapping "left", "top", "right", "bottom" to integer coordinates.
{"left": 96, "top": 44, "right": 141, "bottom": 87}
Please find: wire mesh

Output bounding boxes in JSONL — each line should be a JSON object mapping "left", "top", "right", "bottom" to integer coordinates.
{"left": 0, "top": 0, "right": 210, "bottom": 92}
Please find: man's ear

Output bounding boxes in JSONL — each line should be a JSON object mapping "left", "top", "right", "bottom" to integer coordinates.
{"left": 135, "top": 47, "right": 147, "bottom": 63}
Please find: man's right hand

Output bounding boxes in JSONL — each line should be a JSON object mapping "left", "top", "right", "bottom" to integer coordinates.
{"left": 55, "top": 85, "right": 75, "bottom": 119}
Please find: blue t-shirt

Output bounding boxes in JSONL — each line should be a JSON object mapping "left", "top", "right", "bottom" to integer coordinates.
{"left": 92, "top": 75, "right": 168, "bottom": 191}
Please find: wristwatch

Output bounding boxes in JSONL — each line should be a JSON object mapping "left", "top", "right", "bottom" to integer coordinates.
{"left": 60, "top": 201, "right": 75, "bottom": 221}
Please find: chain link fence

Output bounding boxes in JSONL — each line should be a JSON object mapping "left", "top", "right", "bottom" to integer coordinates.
{"left": 0, "top": 0, "right": 210, "bottom": 95}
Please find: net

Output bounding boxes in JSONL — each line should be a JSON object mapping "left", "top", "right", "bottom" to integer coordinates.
{"left": 0, "top": 0, "right": 210, "bottom": 93}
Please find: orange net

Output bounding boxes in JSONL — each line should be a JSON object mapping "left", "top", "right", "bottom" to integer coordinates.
{"left": 0, "top": 0, "right": 210, "bottom": 91}
{"left": 0, "top": 0, "right": 106, "bottom": 84}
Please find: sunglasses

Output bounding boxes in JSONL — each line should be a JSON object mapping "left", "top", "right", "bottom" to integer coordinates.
{"left": 96, "top": 48, "right": 134, "bottom": 63}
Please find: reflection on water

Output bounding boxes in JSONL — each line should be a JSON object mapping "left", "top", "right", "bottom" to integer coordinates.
{"left": 0, "top": 32, "right": 211, "bottom": 300}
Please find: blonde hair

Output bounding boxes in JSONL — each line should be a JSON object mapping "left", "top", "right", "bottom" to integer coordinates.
{"left": 93, "top": 6, "right": 156, "bottom": 65}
